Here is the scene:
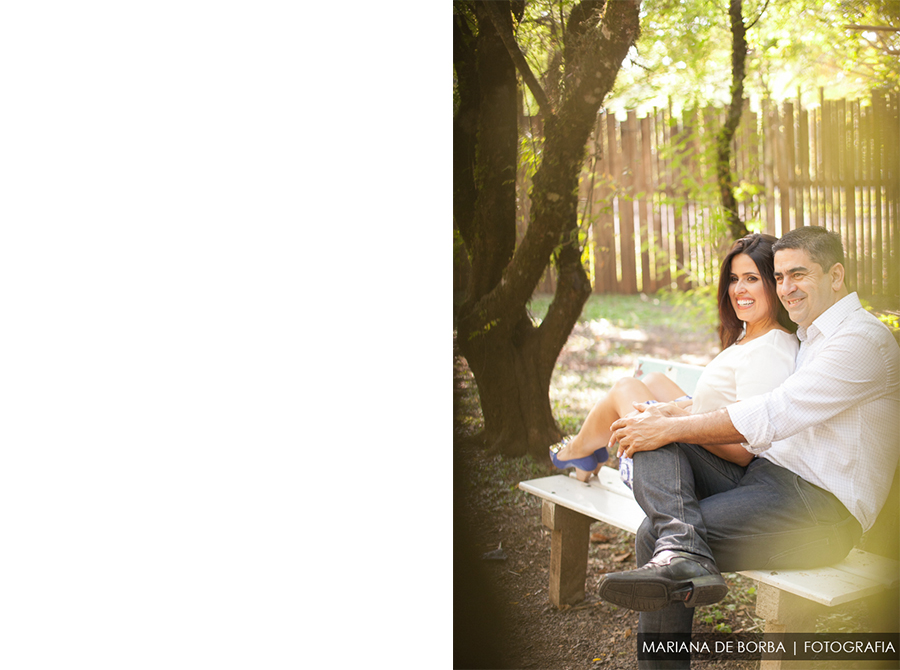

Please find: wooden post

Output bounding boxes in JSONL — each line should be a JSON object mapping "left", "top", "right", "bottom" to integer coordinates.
{"left": 756, "top": 582, "right": 823, "bottom": 670}
{"left": 542, "top": 500, "right": 592, "bottom": 607}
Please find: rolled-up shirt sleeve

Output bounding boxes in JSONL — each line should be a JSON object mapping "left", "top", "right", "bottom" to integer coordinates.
{"left": 727, "top": 328, "right": 892, "bottom": 453}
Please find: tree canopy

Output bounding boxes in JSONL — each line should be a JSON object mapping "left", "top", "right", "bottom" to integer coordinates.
{"left": 596, "top": 0, "right": 898, "bottom": 115}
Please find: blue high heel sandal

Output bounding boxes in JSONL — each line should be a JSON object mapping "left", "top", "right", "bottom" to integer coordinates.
{"left": 549, "top": 437, "right": 609, "bottom": 472}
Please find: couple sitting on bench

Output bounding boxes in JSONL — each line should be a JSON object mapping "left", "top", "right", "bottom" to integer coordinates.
{"left": 550, "top": 226, "right": 900, "bottom": 669}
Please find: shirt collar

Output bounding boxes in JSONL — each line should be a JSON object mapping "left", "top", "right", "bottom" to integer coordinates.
{"left": 796, "top": 292, "right": 861, "bottom": 342}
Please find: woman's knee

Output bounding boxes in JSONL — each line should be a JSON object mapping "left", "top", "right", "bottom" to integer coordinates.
{"left": 611, "top": 375, "right": 646, "bottom": 396}
{"left": 642, "top": 372, "right": 673, "bottom": 398}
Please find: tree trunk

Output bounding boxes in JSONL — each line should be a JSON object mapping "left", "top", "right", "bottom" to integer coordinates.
{"left": 454, "top": 0, "right": 641, "bottom": 458}
{"left": 460, "top": 311, "right": 560, "bottom": 454}
{"left": 716, "top": 0, "right": 750, "bottom": 242}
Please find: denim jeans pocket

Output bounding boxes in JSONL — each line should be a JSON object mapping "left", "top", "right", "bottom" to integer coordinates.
{"left": 793, "top": 475, "right": 847, "bottom": 526}
{"left": 762, "top": 513, "right": 861, "bottom": 570}
{"left": 763, "top": 535, "right": 833, "bottom": 569}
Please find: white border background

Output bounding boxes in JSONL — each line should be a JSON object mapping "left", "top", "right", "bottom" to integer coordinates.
{"left": 0, "top": 2, "right": 449, "bottom": 667}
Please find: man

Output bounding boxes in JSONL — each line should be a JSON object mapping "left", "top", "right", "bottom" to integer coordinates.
{"left": 598, "top": 227, "right": 899, "bottom": 665}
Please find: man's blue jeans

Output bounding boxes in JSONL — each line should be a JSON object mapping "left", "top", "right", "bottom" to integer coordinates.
{"left": 631, "top": 443, "right": 862, "bottom": 669}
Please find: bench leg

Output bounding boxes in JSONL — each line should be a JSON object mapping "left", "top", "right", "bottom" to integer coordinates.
{"left": 541, "top": 501, "right": 592, "bottom": 608}
{"left": 755, "top": 583, "right": 822, "bottom": 670}
{"left": 865, "top": 586, "right": 900, "bottom": 634}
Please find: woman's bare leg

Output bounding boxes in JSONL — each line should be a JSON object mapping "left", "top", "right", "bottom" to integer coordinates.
{"left": 640, "top": 371, "right": 687, "bottom": 404}
{"left": 559, "top": 377, "right": 657, "bottom": 459}
{"left": 554, "top": 373, "right": 686, "bottom": 481}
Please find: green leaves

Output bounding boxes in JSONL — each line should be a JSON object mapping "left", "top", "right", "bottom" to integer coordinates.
{"left": 608, "top": 0, "right": 897, "bottom": 115}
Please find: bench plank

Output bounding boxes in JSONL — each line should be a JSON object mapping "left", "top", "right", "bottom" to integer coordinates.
{"left": 828, "top": 548, "right": 900, "bottom": 589}
{"left": 741, "top": 549, "right": 900, "bottom": 606}
{"left": 634, "top": 357, "right": 704, "bottom": 395}
{"left": 741, "top": 564, "right": 888, "bottom": 607}
{"left": 519, "top": 474, "right": 645, "bottom": 534}
{"left": 520, "top": 468, "right": 900, "bottom": 608}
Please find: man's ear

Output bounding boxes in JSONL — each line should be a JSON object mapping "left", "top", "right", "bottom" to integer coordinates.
{"left": 830, "top": 262, "right": 845, "bottom": 291}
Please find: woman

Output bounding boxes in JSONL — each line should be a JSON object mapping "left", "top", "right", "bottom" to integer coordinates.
{"left": 550, "top": 233, "right": 798, "bottom": 482}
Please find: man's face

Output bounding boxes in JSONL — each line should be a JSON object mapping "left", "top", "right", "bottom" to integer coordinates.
{"left": 773, "top": 248, "right": 841, "bottom": 329}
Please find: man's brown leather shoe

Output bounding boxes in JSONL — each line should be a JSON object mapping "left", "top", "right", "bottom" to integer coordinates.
{"left": 597, "top": 550, "right": 728, "bottom": 611}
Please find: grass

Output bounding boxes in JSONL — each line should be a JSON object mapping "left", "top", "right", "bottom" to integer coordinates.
{"left": 528, "top": 288, "right": 719, "bottom": 336}
{"left": 534, "top": 291, "right": 721, "bottom": 431}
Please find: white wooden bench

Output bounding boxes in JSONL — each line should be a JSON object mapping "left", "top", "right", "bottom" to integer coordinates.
{"left": 519, "top": 357, "right": 899, "bottom": 668}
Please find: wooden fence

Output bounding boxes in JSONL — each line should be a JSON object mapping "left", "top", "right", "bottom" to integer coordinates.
{"left": 519, "top": 92, "right": 899, "bottom": 306}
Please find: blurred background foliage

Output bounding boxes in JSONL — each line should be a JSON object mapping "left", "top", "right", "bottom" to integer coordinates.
{"left": 508, "top": 0, "right": 899, "bottom": 118}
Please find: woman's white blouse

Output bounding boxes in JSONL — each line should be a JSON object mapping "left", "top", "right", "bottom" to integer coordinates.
{"left": 690, "top": 329, "right": 799, "bottom": 416}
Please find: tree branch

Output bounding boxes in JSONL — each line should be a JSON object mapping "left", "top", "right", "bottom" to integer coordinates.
{"left": 482, "top": 0, "right": 553, "bottom": 115}
{"left": 844, "top": 24, "right": 900, "bottom": 32}
{"left": 468, "top": 0, "right": 641, "bottom": 334}
{"left": 745, "top": 0, "right": 769, "bottom": 30}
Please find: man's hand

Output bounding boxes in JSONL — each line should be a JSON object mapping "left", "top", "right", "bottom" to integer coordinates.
{"left": 644, "top": 401, "right": 690, "bottom": 419}
{"left": 609, "top": 405, "right": 746, "bottom": 459}
{"left": 609, "top": 402, "right": 682, "bottom": 458}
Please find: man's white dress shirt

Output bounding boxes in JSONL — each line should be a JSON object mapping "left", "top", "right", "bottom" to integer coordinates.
{"left": 727, "top": 293, "right": 900, "bottom": 531}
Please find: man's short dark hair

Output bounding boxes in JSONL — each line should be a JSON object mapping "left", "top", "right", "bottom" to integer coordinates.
{"left": 773, "top": 226, "right": 844, "bottom": 272}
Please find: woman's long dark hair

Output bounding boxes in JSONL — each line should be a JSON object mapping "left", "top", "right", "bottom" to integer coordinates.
{"left": 717, "top": 233, "right": 797, "bottom": 349}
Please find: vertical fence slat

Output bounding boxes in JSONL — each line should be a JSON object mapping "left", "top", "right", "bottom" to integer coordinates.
{"left": 621, "top": 112, "right": 638, "bottom": 293}
{"left": 515, "top": 92, "right": 896, "bottom": 306}
{"left": 608, "top": 112, "right": 623, "bottom": 293}
{"left": 661, "top": 106, "right": 678, "bottom": 290}
{"left": 679, "top": 109, "right": 695, "bottom": 290}
{"left": 797, "top": 104, "right": 809, "bottom": 227}
{"left": 872, "top": 95, "right": 885, "bottom": 297}
{"left": 639, "top": 114, "right": 653, "bottom": 292}
{"left": 846, "top": 100, "right": 859, "bottom": 290}
{"left": 652, "top": 109, "right": 670, "bottom": 289}
{"left": 825, "top": 101, "right": 843, "bottom": 237}
{"left": 594, "top": 112, "right": 616, "bottom": 293}
{"left": 884, "top": 92, "right": 895, "bottom": 301}
{"left": 809, "top": 104, "right": 820, "bottom": 228}
{"left": 782, "top": 102, "right": 796, "bottom": 232}
{"left": 747, "top": 106, "right": 761, "bottom": 227}
{"left": 861, "top": 101, "right": 872, "bottom": 296}
{"left": 763, "top": 99, "right": 777, "bottom": 236}
{"left": 584, "top": 113, "right": 601, "bottom": 291}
